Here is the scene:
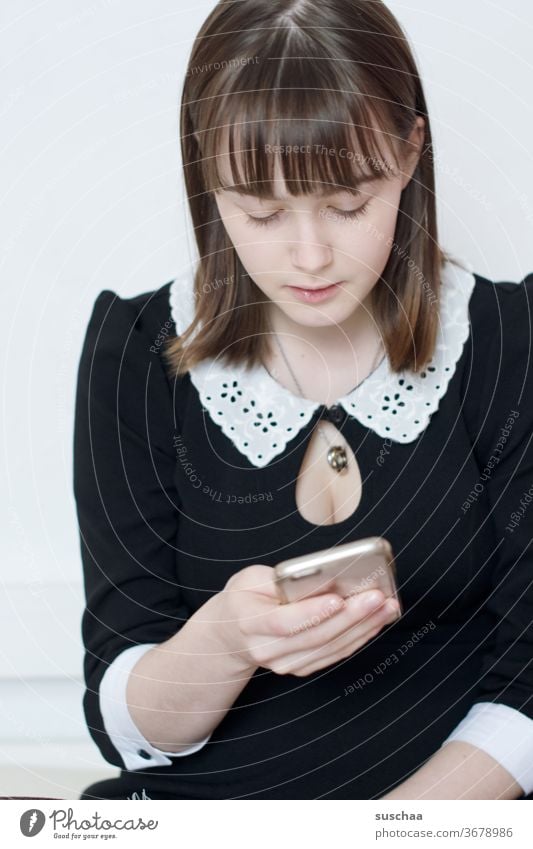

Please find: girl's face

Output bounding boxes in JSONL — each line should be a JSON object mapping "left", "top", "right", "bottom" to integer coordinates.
{"left": 213, "top": 118, "right": 425, "bottom": 335}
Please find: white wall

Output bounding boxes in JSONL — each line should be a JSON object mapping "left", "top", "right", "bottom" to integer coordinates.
{"left": 1, "top": 0, "right": 532, "bottom": 785}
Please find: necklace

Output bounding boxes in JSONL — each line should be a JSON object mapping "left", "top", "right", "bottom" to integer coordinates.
{"left": 272, "top": 331, "right": 385, "bottom": 474}
{"left": 272, "top": 334, "right": 347, "bottom": 473}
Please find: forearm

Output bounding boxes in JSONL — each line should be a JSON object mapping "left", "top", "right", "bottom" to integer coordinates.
{"left": 381, "top": 741, "right": 524, "bottom": 800}
{"left": 125, "top": 593, "right": 257, "bottom": 753}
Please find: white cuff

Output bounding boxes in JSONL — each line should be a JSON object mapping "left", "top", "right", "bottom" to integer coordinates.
{"left": 99, "top": 643, "right": 211, "bottom": 771}
{"left": 441, "top": 701, "right": 533, "bottom": 796}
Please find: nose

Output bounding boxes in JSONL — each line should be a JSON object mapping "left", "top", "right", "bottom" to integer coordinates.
{"left": 289, "top": 210, "right": 333, "bottom": 276}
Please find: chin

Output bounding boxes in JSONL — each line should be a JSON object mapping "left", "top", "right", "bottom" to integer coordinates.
{"left": 286, "top": 306, "right": 355, "bottom": 327}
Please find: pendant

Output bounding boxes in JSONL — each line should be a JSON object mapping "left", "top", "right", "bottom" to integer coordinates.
{"left": 327, "top": 445, "right": 348, "bottom": 472}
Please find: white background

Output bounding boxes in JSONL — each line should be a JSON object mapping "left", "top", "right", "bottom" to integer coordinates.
{"left": 0, "top": 0, "right": 532, "bottom": 793}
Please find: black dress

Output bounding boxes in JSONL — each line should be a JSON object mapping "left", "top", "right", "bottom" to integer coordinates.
{"left": 74, "top": 262, "right": 533, "bottom": 799}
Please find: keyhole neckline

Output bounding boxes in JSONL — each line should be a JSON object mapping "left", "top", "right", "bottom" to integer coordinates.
{"left": 289, "top": 411, "right": 372, "bottom": 534}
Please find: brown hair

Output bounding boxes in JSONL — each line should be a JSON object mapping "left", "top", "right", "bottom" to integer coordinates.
{"left": 163, "top": 0, "right": 463, "bottom": 379}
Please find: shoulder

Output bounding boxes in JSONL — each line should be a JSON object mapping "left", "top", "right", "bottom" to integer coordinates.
{"left": 77, "top": 280, "right": 177, "bottom": 399}
{"left": 462, "top": 269, "right": 533, "bottom": 387}
{"left": 468, "top": 269, "right": 533, "bottom": 348}
{"left": 84, "top": 280, "right": 175, "bottom": 351}
{"left": 75, "top": 281, "right": 180, "bottom": 464}
{"left": 461, "top": 269, "right": 533, "bottom": 451}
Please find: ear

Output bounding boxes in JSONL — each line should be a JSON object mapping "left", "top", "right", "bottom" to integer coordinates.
{"left": 400, "top": 116, "right": 426, "bottom": 190}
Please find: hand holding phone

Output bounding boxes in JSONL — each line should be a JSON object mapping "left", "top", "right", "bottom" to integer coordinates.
{"left": 214, "top": 543, "right": 401, "bottom": 678}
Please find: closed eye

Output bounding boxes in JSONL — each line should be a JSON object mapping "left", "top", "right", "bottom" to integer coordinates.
{"left": 245, "top": 200, "right": 372, "bottom": 229}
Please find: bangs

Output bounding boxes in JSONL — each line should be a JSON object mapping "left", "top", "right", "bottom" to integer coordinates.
{"left": 193, "top": 49, "right": 402, "bottom": 199}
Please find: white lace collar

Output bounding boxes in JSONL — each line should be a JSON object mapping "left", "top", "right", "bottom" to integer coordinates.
{"left": 168, "top": 259, "right": 476, "bottom": 468}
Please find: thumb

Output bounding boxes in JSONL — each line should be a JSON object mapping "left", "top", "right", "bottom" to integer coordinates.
{"left": 227, "top": 564, "right": 280, "bottom": 601}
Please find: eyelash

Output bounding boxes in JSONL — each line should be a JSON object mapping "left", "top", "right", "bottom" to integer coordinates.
{"left": 245, "top": 200, "right": 372, "bottom": 229}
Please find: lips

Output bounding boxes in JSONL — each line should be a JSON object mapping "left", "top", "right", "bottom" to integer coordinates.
{"left": 290, "top": 282, "right": 343, "bottom": 291}
{"left": 287, "top": 282, "right": 343, "bottom": 304}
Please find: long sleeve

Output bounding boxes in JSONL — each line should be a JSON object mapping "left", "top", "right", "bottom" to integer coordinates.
{"left": 74, "top": 286, "right": 199, "bottom": 768}
{"left": 464, "top": 273, "right": 533, "bottom": 714}
{"left": 440, "top": 701, "right": 533, "bottom": 795}
{"left": 99, "top": 644, "right": 211, "bottom": 770}
{"left": 452, "top": 272, "right": 533, "bottom": 793}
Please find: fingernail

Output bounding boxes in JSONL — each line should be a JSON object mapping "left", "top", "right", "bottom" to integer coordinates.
{"left": 387, "top": 599, "right": 400, "bottom": 613}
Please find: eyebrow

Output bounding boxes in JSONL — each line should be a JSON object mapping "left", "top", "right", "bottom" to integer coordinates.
{"left": 217, "top": 178, "right": 381, "bottom": 200}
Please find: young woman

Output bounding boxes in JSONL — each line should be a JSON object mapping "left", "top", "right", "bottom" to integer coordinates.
{"left": 75, "top": 0, "right": 533, "bottom": 800}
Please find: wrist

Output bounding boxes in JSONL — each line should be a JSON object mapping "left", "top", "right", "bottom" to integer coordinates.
{"left": 195, "top": 592, "right": 259, "bottom": 678}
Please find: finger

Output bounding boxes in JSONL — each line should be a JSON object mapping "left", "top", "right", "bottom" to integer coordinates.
{"left": 294, "top": 621, "right": 388, "bottom": 675}
{"left": 269, "top": 601, "right": 397, "bottom": 672}
{"left": 226, "top": 564, "right": 281, "bottom": 598}
{"left": 282, "top": 587, "right": 389, "bottom": 635}
{"left": 250, "top": 590, "right": 347, "bottom": 636}
{"left": 275, "top": 590, "right": 391, "bottom": 651}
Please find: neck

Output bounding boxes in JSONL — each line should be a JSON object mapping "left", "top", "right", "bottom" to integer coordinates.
{"left": 263, "top": 294, "right": 385, "bottom": 406}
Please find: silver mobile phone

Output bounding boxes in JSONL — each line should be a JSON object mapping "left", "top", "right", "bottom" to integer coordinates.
{"left": 273, "top": 536, "right": 402, "bottom": 615}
